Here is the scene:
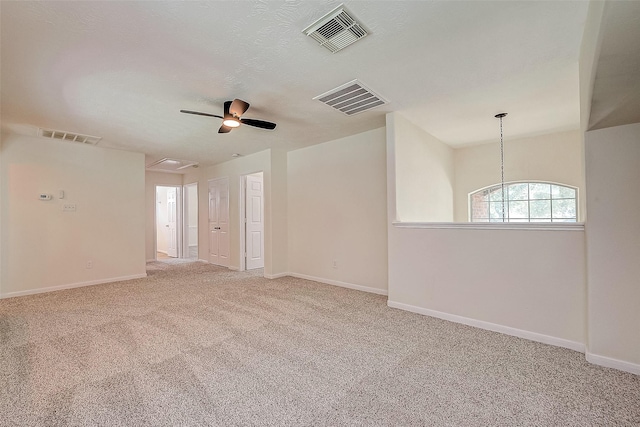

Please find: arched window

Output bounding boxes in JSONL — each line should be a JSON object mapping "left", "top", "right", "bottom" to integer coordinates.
{"left": 469, "top": 182, "right": 577, "bottom": 223}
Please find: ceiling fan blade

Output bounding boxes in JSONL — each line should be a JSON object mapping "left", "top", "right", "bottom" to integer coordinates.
{"left": 180, "top": 110, "right": 223, "bottom": 119}
{"left": 240, "top": 118, "right": 277, "bottom": 130}
{"left": 218, "top": 124, "right": 233, "bottom": 134}
{"left": 223, "top": 101, "right": 232, "bottom": 119}
{"left": 229, "top": 99, "right": 250, "bottom": 117}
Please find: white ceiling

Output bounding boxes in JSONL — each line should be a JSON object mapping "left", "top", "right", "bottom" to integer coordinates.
{"left": 1, "top": 1, "right": 589, "bottom": 167}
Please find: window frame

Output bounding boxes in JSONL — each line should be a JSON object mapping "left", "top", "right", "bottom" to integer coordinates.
{"left": 468, "top": 180, "right": 579, "bottom": 223}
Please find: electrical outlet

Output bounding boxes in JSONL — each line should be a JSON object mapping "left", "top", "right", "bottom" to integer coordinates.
{"left": 86, "top": 260, "right": 93, "bottom": 269}
{"left": 332, "top": 260, "right": 338, "bottom": 269}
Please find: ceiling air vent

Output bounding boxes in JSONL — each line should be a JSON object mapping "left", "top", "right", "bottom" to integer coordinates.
{"left": 146, "top": 158, "right": 199, "bottom": 174}
{"left": 314, "top": 79, "right": 388, "bottom": 116}
{"left": 38, "top": 128, "right": 101, "bottom": 145}
{"left": 303, "top": 4, "right": 368, "bottom": 53}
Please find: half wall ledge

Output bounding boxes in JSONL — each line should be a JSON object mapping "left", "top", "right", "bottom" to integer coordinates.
{"left": 392, "top": 222, "right": 585, "bottom": 232}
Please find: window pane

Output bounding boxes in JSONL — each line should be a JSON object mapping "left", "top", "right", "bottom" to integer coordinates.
{"left": 489, "top": 202, "right": 505, "bottom": 219}
{"left": 529, "top": 183, "right": 551, "bottom": 200}
{"left": 470, "top": 182, "right": 578, "bottom": 223}
{"left": 472, "top": 190, "right": 489, "bottom": 202}
{"left": 508, "top": 183, "right": 528, "bottom": 201}
{"left": 530, "top": 200, "right": 551, "bottom": 219}
{"left": 509, "top": 201, "right": 528, "bottom": 219}
{"left": 489, "top": 188, "right": 505, "bottom": 202}
{"left": 471, "top": 201, "right": 489, "bottom": 220}
{"left": 552, "top": 199, "right": 576, "bottom": 218}
{"left": 551, "top": 185, "right": 576, "bottom": 199}
{"left": 552, "top": 218, "right": 577, "bottom": 223}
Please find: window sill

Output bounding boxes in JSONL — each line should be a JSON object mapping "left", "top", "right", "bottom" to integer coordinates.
{"left": 391, "top": 222, "right": 585, "bottom": 231}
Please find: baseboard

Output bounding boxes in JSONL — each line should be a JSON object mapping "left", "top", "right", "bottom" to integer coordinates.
{"left": 228, "top": 265, "right": 240, "bottom": 271}
{"left": 0, "top": 273, "right": 148, "bottom": 300}
{"left": 387, "top": 300, "right": 585, "bottom": 353}
{"left": 586, "top": 352, "right": 640, "bottom": 376}
{"left": 289, "top": 272, "right": 388, "bottom": 296}
{"left": 264, "top": 272, "right": 289, "bottom": 279}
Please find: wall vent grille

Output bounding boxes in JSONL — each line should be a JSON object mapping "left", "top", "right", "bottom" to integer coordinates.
{"left": 303, "top": 5, "right": 368, "bottom": 53}
{"left": 314, "top": 80, "right": 388, "bottom": 115}
{"left": 38, "top": 128, "right": 101, "bottom": 145}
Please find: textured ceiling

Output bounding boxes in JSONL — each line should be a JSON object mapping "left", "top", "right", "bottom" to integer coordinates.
{"left": 1, "top": 1, "right": 589, "bottom": 167}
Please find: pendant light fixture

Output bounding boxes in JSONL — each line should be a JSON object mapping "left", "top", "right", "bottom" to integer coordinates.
{"left": 495, "top": 113, "right": 508, "bottom": 222}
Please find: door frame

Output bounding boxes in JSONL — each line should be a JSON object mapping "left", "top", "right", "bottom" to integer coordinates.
{"left": 239, "top": 171, "right": 264, "bottom": 271}
{"left": 155, "top": 185, "right": 183, "bottom": 260}
{"left": 182, "top": 182, "right": 198, "bottom": 259}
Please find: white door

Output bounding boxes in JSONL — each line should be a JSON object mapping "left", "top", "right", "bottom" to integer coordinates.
{"left": 245, "top": 174, "right": 264, "bottom": 270}
{"left": 209, "top": 177, "right": 230, "bottom": 267}
{"left": 166, "top": 187, "right": 178, "bottom": 257}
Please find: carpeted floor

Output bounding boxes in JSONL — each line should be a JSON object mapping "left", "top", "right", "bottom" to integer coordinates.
{"left": 1, "top": 261, "right": 638, "bottom": 426}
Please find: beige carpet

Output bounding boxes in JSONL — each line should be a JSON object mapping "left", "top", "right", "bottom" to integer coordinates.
{"left": 1, "top": 261, "right": 638, "bottom": 426}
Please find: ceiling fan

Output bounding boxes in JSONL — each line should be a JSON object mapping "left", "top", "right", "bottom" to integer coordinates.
{"left": 180, "top": 99, "right": 277, "bottom": 134}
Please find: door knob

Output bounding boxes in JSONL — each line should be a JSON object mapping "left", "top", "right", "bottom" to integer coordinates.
{"left": 214, "top": 227, "right": 221, "bottom": 230}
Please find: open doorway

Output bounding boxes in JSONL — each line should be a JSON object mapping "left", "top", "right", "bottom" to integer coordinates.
{"left": 155, "top": 185, "right": 182, "bottom": 260}
{"left": 155, "top": 184, "right": 198, "bottom": 261}
{"left": 241, "top": 172, "right": 264, "bottom": 270}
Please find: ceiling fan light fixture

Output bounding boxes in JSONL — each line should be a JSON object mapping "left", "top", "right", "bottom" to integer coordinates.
{"left": 181, "top": 98, "right": 276, "bottom": 133}
{"left": 222, "top": 118, "right": 240, "bottom": 128}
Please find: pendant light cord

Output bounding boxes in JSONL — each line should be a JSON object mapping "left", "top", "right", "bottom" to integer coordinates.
{"left": 500, "top": 116, "right": 505, "bottom": 221}
{"left": 495, "top": 113, "right": 507, "bottom": 222}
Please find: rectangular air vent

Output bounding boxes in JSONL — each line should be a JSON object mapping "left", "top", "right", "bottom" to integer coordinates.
{"left": 303, "top": 4, "right": 368, "bottom": 53}
{"left": 146, "top": 158, "right": 198, "bottom": 173}
{"left": 314, "top": 79, "right": 388, "bottom": 115}
{"left": 38, "top": 128, "right": 101, "bottom": 145}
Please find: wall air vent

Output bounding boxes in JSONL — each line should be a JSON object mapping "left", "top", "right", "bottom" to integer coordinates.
{"left": 314, "top": 79, "right": 388, "bottom": 116}
{"left": 38, "top": 127, "right": 101, "bottom": 145}
{"left": 146, "top": 158, "right": 199, "bottom": 174}
{"left": 303, "top": 4, "right": 368, "bottom": 53}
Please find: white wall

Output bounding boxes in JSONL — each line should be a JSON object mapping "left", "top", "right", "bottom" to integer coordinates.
{"left": 144, "top": 171, "right": 183, "bottom": 261}
{"left": 193, "top": 149, "right": 287, "bottom": 277}
{"left": 287, "top": 128, "right": 388, "bottom": 293}
{"left": 0, "top": 134, "right": 3, "bottom": 296}
{"left": 155, "top": 187, "right": 169, "bottom": 254}
{"left": 0, "top": 132, "right": 146, "bottom": 297}
{"left": 389, "top": 112, "right": 455, "bottom": 222}
{"left": 585, "top": 123, "right": 640, "bottom": 373}
{"left": 268, "top": 149, "right": 288, "bottom": 276}
{"left": 388, "top": 225, "right": 586, "bottom": 349}
{"left": 579, "top": 0, "right": 605, "bottom": 133}
{"left": 186, "top": 183, "right": 198, "bottom": 248}
{"left": 454, "top": 130, "right": 585, "bottom": 221}
{"left": 387, "top": 111, "right": 586, "bottom": 351}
